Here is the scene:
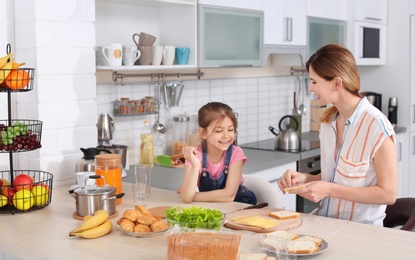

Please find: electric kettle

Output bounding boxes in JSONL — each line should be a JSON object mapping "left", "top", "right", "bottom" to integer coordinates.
{"left": 269, "top": 115, "right": 301, "bottom": 152}
{"left": 97, "top": 113, "right": 114, "bottom": 146}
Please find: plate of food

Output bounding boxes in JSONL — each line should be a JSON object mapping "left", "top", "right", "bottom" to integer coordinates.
{"left": 260, "top": 230, "right": 328, "bottom": 256}
{"left": 117, "top": 220, "right": 170, "bottom": 238}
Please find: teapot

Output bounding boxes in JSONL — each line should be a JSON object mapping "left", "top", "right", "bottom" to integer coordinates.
{"left": 75, "top": 147, "right": 112, "bottom": 173}
{"left": 269, "top": 115, "right": 301, "bottom": 152}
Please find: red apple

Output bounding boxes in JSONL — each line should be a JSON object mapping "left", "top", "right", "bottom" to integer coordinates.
{"left": 13, "top": 174, "right": 33, "bottom": 191}
{"left": 2, "top": 187, "right": 16, "bottom": 205}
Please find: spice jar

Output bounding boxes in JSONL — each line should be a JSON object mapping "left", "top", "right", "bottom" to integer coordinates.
{"left": 172, "top": 115, "right": 190, "bottom": 155}
{"left": 95, "top": 154, "right": 123, "bottom": 205}
{"left": 119, "top": 97, "right": 130, "bottom": 115}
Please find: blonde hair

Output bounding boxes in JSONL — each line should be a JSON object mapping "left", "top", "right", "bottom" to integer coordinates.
{"left": 306, "top": 44, "right": 363, "bottom": 123}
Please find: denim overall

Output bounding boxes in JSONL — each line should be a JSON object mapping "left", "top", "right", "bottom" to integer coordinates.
{"left": 199, "top": 144, "right": 257, "bottom": 204}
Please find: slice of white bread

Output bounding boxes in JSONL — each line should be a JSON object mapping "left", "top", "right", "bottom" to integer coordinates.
{"left": 264, "top": 230, "right": 300, "bottom": 240}
{"left": 269, "top": 210, "right": 301, "bottom": 220}
{"left": 283, "top": 184, "right": 306, "bottom": 192}
{"left": 238, "top": 253, "right": 268, "bottom": 260}
{"left": 294, "top": 235, "right": 323, "bottom": 247}
{"left": 286, "top": 240, "right": 319, "bottom": 254}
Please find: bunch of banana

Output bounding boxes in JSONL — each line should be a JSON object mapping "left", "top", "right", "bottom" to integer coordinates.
{"left": 0, "top": 53, "right": 26, "bottom": 84}
{"left": 69, "top": 209, "right": 113, "bottom": 239}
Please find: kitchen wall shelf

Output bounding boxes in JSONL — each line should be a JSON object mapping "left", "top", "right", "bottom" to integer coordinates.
{"left": 0, "top": 49, "right": 53, "bottom": 214}
{"left": 111, "top": 70, "right": 204, "bottom": 84}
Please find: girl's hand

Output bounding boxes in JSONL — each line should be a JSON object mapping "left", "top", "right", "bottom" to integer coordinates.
{"left": 182, "top": 146, "right": 200, "bottom": 168}
{"left": 277, "top": 169, "right": 307, "bottom": 194}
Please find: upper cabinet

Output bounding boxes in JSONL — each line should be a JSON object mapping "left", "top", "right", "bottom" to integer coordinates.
{"left": 263, "top": 0, "right": 306, "bottom": 46}
{"left": 95, "top": 0, "right": 197, "bottom": 71}
{"left": 354, "top": 0, "right": 387, "bottom": 24}
{"left": 197, "top": 0, "right": 263, "bottom": 11}
{"left": 306, "top": 0, "right": 348, "bottom": 21}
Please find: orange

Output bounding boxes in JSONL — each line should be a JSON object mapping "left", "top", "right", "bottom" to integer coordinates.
{"left": 5, "top": 70, "right": 30, "bottom": 90}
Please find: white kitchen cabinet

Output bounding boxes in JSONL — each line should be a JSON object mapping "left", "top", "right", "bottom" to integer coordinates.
{"left": 306, "top": 0, "right": 348, "bottom": 21}
{"left": 249, "top": 161, "right": 297, "bottom": 211}
{"left": 354, "top": 0, "right": 387, "bottom": 24}
{"left": 95, "top": 0, "right": 197, "bottom": 71}
{"left": 411, "top": 16, "right": 415, "bottom": 132}
{"left": 197, "top": 0, "right": 263, "bottom": 11}
{"left": 409, "top": 132, "right": 415, "bottom": 197}
{"left": 263, "top": 0, "right": 306, "bottom": 46}
{"left": 395, "top": 132, "right": 406, "bottom": 198}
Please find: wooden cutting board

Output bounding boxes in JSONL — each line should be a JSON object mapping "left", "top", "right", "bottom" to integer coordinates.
{"left": 148, "top": 206, "right": 183, "bottom": 219}
{"left": 224, "top": 208, "right": 301, "bottom": 233}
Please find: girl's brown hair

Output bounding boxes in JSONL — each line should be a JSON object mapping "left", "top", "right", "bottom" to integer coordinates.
{"left": 198, "top": 102, "right": 237, "bottom": 130}
{"left": 306, "top": 44, "right": 363, "bottom": 123}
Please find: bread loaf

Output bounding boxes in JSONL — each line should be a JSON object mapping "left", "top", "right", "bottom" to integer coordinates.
{"left": 168, "top": 232, "right": 242, "bottom": 260}
{"left": 261, "top": 230, "right": 323, "bottom": 255}
{"left": 238, "top": 253, "right": 268, "bottom": 260}
{"left": 268, "top": 210, "right": 300, "bottom": 220}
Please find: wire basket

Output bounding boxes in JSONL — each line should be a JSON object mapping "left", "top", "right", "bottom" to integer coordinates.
{"left": 0, "top": 170, "right": 53, "bottom": 214}
{"left": 0, "top": 68, "right": 35, "bottom": 92}
{"left": 0, "top": 119, "right": 43, "bottom": 153}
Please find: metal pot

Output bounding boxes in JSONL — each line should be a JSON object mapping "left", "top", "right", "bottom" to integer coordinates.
{"left": 269, "top": 115, "right": 301, "bottom": 152}
{"left": 67, "top": 175, "right": 124, "bottom": 217}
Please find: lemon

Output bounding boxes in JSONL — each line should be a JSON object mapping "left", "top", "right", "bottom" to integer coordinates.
{"left": 12, "top": 189, "right": 34, "bottom": 210}
{"left": 0, "top": 195, "right": 7, "bottom": 207}
{"left": 31, "top": 185, "right": 49, "bottom": 206}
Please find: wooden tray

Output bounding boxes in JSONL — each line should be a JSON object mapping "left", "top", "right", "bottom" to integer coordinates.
{"left": 224, "top": 208, "right": 301, "bottom": 233}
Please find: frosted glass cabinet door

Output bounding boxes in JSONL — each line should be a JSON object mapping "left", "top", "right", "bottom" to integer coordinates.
{"left": 198, "top": 5, "right": 264, "bottom": 67}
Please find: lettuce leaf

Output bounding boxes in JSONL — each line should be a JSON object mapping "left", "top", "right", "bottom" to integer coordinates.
{"left": 165, "top": 206, "right": 223, "bottom": 230}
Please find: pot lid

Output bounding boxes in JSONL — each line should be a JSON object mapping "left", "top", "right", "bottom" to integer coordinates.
{"left": 73, "top": 185, "right": 115, "bottom": 195}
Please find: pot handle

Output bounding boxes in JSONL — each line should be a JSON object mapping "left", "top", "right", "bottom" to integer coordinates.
{"left": 269, "top": 126, "right": 280, "bottom": 136}
{"left": 279, "top": 115, "right": 298, "bottom": 131}
{"left": 101, "top": 193, "right": 125, "bottom": 204}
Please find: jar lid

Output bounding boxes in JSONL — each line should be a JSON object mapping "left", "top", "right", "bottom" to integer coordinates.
{"left": 95, "top": 153, "right": 121, "bottom": 165}
{"left": 173, "top": 116, "right": 190, "bottom": 122}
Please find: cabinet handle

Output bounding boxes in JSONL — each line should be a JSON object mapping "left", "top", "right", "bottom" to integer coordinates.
{"left": 364, "top": 17, "right": 382, "bottom": 22}
{"left": 284, "top": 17, "right": 293, "bottom": 42}
{"left": 398, "top": 142, "right": 402, "bottom": 161}
{"left": 413, "top": 136, "right": 415, "bottom": 155}
{"left": 413, "top": 105, "right": 415, "bottom": 123}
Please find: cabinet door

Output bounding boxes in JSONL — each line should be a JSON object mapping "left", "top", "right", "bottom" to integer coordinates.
{"left": 197, "top": 0, "right": 263, "bottom": 10}
{"left": 306, "top": 0, "right": 347, "bottom": 21}
{"left": 264, "top": 0, "right": 306, "bottom": 45}
{"left": 409, "top": 132, "right": 415, "bottom": 197}
{"left": 411, "top": 16, "right": 415, "bottom": 131}
{"left": 395, "top": 133, "right": 405, "bottom": 198}
{"left": 354, "top": 0, "right": 387, "bottom": 23}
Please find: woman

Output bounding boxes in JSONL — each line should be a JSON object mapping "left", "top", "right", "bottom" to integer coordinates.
{"left": 179, "top": 102, "right": 257, "bottom": 204}
{"left": 278, "top": 44, "right": 397, "bottom": 226}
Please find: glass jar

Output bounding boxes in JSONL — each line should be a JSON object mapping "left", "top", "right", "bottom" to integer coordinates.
{"left": 139, "top": 120, "right": 154, "bottom": 167}
{"left": 95, "top": 154, "right": 123, "bottom": 205}
{"left": 119, "top": 97, "right": 130, "bottom": 115}
{"left": 172, "top": 115, "right": 190, "bottom": 155}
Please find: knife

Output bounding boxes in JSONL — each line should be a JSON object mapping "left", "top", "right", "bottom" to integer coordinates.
{"left": 240, "top": 202, "right": 268, "bottom": 210}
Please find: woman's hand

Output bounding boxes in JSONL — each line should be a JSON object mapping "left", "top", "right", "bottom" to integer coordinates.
{"left": 277, "top": 169, "right": 307, "bottom": 194}
{"left": 182, "top": 146, "right": 200, "bottom": 168}
{"left": 288, "top": 181, "right": 332, "bottom": 203}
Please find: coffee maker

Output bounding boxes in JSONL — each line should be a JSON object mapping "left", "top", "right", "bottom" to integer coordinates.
{"left": 388, "top": 97, "right": 398, "bottom": 128}
{"left": 365, "top": 92, "right": 382, "bottom": 111}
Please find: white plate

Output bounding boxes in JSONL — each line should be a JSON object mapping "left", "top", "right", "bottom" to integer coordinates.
{"left": 262, "top": 235, "right": 328, "bottom": 256}
{"left": 117, "top": 221, "right": 170, "bottom": 238}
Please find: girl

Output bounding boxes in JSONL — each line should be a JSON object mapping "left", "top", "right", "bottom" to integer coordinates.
{"left": 278, "top": 44, "right": 397, "bottom": 226}
{"left": 179, "top": 102, "right": 257, "bottom": 204}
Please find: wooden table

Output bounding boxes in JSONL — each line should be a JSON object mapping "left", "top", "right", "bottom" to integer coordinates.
{"left": 1, "top": 182, "right": 414, "bottom": 259}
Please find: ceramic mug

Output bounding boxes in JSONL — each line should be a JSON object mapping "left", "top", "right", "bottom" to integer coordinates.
{"left": 136, "top": 46, "right": 152, "bottom": 65}
{"left": 75, "top": 171, "right": 96, "bottom": 187}
{"left": 151, "top": 46, "right": 163, "bottom": 65}
{"left": 162, "top": 46, "right": 175, "bottom": 65}
{"left": 175, "top": 47, "right": 190, "bottom": 65}
{"left": 95, "top": 46, "right": 110, "bottom": 66}
{"left": 132, "top": 32, "right": 157, "bottom": 46}
{"left": 122, "top": 46, "right": 141, "bottom": 66}
{"left": 102, "top": 43, "right": 123, "bottom": 66}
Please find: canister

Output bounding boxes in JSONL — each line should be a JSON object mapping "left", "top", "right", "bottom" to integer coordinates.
{"left": 172, "top": 115, "right": 190, "bottom": 155}
{"left": 95, "top": 154, "right": 123, "bottom": 204}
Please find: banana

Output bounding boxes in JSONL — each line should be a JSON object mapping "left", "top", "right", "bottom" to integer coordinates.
{"left": 0, "top": 60, "right": 13, "bottom": 84}
{"left": 0, "top": 53, "right": 12, "bottom": 68}
{"left": 69, "top": 209, "right": 109, "bottom": 236}
{"left": 11, "top": 60, "right": 26, "bottom": 69}
{"left": 83, "top": 215, "right": 93, "bottom": 221}
{"left": 70, "top": 219, "right": 113, "bottom": 239}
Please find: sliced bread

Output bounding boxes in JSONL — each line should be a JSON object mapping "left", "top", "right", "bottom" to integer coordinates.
{"left": 294, "top": 235, "right": 323, "bottom": 247}
{"left": 269, "top": 210, "right": 301, "bottom": 220}
{"left": 264, "top": 230, "right": 300, "bottom": 240}
{"left": 286, "top": 240, "right": 319, "bottom": 254}
{"left": 238, "top": 253, "right": 268, "bottom": 260}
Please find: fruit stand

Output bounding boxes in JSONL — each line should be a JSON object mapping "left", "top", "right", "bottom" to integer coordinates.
{"left": 0, "top": 44, "right": 53, "bottom": 214}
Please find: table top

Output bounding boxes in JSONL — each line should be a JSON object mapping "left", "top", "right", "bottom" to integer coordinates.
{"left": 1, "top": 182, "right": 414, "bottom": 260}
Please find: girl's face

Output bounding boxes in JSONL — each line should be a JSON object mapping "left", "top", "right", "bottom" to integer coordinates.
{"left": 308, "top": 66, "right": 336, "bottom": 107}
{"left": 200, "top": 116, "right": 235, "bottom": 152}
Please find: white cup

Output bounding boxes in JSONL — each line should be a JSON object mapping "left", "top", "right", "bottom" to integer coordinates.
{"left": 122, "top": 46, "right": 141, "bottom": 66}
{"left": 95, "top": 46, "right": 110, "bottom": 66}
{"left": 151, "top": 46, "right": 163, "bottom": 66}
{"left": 162, "top": 46, "right": 175, "bottom": 65}
{"left": 75, "top": 172, "right": 96, "bottom": 187}
{"left": 133, "top": 164, "right": 151, "bottom": 206}
{"left": 102, "top": 43, "right": 123, "bottom": 66}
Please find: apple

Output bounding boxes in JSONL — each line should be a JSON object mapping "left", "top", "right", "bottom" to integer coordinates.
{"left": 31, "top": 185, "right": 49, "bottom": 206}
{"left": 0, "top": 179, "right": 3, "bottom": 189}
{"left": 13, "top": 189, "right": 34, "bottom": 210}
{"left": 1, "top": 187, "right": 16, "bottom": 205}
{"left": 0, "top": 195, "right": 7, "bottom": 207}
{"left": 13, "top": 174, "right": 33, "bottom": 191}
{"left": 0, "top": 178, "right": 10, "bottom": 190}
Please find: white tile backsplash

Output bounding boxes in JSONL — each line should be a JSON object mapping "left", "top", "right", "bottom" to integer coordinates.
{"left": 97, "top": 76, "right": 313, "bottom": 164}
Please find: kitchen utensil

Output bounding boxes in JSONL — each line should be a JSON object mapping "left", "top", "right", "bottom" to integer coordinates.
{"left": 269, "top": 115, "right": 301, "bottom": 152}
{"left": 156, "top": 155, "right": 173, "bottom": 167}
{"left": 152, "top": 81, "right": 167, "bottom": 134}
{"left": 76, "top": 147, "right": 112, "bottom": 172}
{"left": 298, "top": 76, "right": 306, "bottom": 116}
{"left": 224, "top": 208, "right": 302, "bottom": 233}
{"left": 292, "top": 91, "right": 301, "bottom": 116}
{"left": 67, "top": 175, "right": 125, "bottom": 217}
{"left": 97, "top": 113, "right": 114, "bottom": 146}
{"left": 163, "top": 82, "right": 184, "bottom": 107}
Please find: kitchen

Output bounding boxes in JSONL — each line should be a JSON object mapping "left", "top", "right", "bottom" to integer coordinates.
{"left": 1, "top": 0, "right": 415, "bottom": 258}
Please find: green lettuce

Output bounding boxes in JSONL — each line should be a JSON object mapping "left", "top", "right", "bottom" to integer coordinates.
{"left": 165, "top": 206, "right": 224, "bottom": 230}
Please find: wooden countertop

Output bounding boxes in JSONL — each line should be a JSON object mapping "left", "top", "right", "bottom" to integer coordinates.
{"left": 1, "top": 182, "right": 415, "bottom": 259}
